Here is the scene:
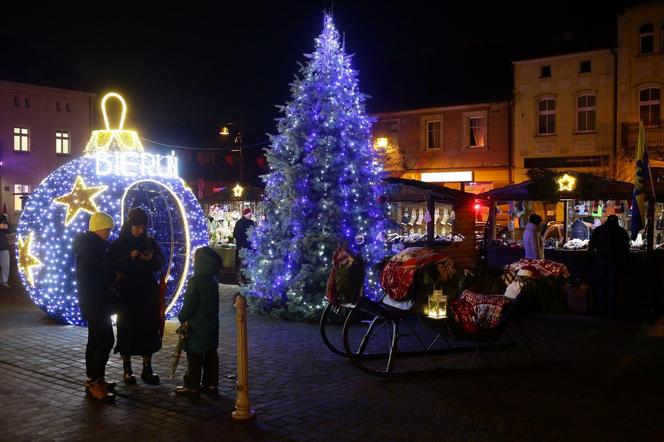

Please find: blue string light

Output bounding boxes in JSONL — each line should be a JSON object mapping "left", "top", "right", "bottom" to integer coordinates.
{"left": 243, "top": 14, "right": 388, "bottom": 320}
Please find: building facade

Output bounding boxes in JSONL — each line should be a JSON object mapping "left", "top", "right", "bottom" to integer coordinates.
{"left": 0, "top": 81, "right": 95, "bottom": 219}
{"left": 371, "top": 101, "right": 511, "bottom": 194}
{"left": 512, "top": 1, "right": 664, "bottom": 183}
{"left": 617, "top": 0, "right": 664, "bottom": 179}
{"left": 512, "top": 49, "right": 616, "bottom": 183}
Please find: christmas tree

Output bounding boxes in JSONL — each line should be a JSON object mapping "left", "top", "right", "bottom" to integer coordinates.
{"left": 243, "top": 14, "right": 388, "bottom": 320}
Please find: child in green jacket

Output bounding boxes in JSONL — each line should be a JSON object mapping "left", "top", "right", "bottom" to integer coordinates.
{"left": 175, "top": 246, "right": 223, "bottom": 395}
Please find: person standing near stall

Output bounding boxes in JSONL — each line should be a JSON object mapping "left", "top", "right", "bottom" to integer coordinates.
{"left": 588, "top": 215, "right": 630, "bottom": 317}
{"left": 111, "top": 208, "right": 164, "bottom": 384}
{"left": 233, "top": 207, "right": 255, "bottom": 283}
{"left": 523, "top": 213, "right": 544, "bottom": 260}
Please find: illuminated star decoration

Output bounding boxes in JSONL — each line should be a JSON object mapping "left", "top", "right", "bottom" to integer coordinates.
{"left": 53, "top": 176, "right": 108, "bottom": 226}
{"left": 556, "top": 174, "right": 576, "bottom": 192}
{"left": 17, "top": 232, "right": 42, "bottom": 287}
{"left": 233, "top": 183, "right": 244, "bottom": 197}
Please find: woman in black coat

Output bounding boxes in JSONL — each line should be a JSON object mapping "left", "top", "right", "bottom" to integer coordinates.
{"left": 110, "top": 208, "right": 164, "bottom": 384}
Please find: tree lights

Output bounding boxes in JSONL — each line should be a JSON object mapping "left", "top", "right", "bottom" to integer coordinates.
{"left": 242, "top": 15, "right": 388, "bottom": 320}
{"left": 16, "top": 93, "right": 208, "bottom": 326}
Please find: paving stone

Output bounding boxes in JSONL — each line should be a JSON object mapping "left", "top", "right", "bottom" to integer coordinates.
{"left": 2, "top": 285, "right": 664, "bottom": 441}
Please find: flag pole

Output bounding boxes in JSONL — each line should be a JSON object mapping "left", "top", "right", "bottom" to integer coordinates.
{"left": 640, "top": 122, "right": 656, "bottom": 252}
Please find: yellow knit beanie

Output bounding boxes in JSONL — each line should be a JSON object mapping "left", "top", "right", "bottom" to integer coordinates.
{"left": 89, "top": 211, "right": 115, "bottom": 232}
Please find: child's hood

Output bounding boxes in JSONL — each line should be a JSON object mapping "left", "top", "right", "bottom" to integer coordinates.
{"left": 194, "top": 246, "right": 223, "bottom": 276}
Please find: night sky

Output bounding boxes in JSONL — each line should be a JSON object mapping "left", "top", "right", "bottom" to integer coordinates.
{"left": 2, "top": 1, "right": 623, "bottom": 139}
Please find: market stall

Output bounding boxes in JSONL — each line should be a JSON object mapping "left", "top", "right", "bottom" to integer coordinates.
{"left": 200, "top": 185, "right": 263, "bottom": 281}
{"left": 478, "top": 171, "right": 656, "bottom": 313}
{"left": 382, "top": 177, "right": 476, "bottom": 270}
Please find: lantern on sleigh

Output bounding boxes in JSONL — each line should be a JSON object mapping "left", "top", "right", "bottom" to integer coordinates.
{"left": 425, "top": 256, "right": 456, "bottom": 319}
{"left": 426, "top": 283, "right": 448, "bottom": 319}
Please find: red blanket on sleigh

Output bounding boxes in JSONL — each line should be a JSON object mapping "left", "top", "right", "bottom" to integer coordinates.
{"left": 450, "top": 290, "right": 512, "bottom": 334}
{"left": 380, "top": 252, "right": 448, "bottom": 301}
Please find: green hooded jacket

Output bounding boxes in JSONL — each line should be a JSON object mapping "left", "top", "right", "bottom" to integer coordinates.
{"left": 178, "top": 246, "right": 223, "bottom": 353}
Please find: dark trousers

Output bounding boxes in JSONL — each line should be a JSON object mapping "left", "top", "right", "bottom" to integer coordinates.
{"left": 183, "top": 350, "right": 219, "bottom": 388}
{"left": 86, "top": 318, "right": 115, "bottom": 380}
{"left": 593, "top": 260, "right": 618, "bottom": 317}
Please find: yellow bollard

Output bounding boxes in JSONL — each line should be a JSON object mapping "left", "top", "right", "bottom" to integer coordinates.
{"left": 232, "top": 294, "right": 255, "bottom": 420}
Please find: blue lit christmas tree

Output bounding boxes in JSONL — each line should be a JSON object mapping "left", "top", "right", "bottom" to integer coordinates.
{"left": 243, "top": 14, "right": 388, "bottom": 320}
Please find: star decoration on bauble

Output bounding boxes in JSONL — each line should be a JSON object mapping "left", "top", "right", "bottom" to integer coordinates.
{"left": 53, "top": 176, "right": 108, "bottom": 226}
{"left": 17, "top": 232, "right": 42, "bottom": 287}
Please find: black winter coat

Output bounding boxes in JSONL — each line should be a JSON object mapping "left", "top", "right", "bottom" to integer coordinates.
{"left": 178, "top": 246, "right": 223, "bottom": 353}
{"left": 110, "top": 230, "right": 164, "bottom": 355}
{"left": 588, "top": 222, "right": 630, "bottom": 264}
{"left": 73, "top": 232, "right": 117, "bottom": 321}
{"left": 0, "top": 215, "right": 15, "bottom": 251}
{"left": 233, "top": 217, "right": 255, "bottom": 251}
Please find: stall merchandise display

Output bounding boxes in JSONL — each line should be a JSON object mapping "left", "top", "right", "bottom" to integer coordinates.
{"left": 563, "top": 238, "right": 589, "bottom": 250}
{"left": 389, "top": 202, "right": 455, "bottom": 238}
{"left": 207, "top": 203, "right": 260, "bottom": 246}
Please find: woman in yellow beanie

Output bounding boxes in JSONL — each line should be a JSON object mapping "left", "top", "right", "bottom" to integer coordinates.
{"left": 73, "top": 211, "right": 117, "bottom": 402}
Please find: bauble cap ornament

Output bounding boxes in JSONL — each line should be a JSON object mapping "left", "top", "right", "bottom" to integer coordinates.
{"left": 85, "top": 92, "right": 144, "bottom": 153}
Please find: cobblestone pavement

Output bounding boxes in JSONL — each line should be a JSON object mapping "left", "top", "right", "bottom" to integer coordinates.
{"left": 1, "top": 284, "right": 663, "bottom": 441}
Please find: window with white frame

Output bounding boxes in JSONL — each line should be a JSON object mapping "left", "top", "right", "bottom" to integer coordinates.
{"left": 426, "top": 120, "right": 441, "bottom": 149}
{"left": 468, "top": 116, "right": 486, "bottom": 148}
{"left": 576, "top": 94, "right": 596, "bottom": 132}
{"left": 640, "top": 23, "right": 654, "bottom": 55}
{"left": 538, "top": 98, "right": 556, "bottom": 135}
{"left": 640, "top": 87, "right": 660, "bottom": 126}
{"left": 14, "top": 184, "right": 30, "bottom": 212}
{"left": 56, "top": 131, "right": 70, "bottom": 154}
{"left": 13, "top": 127, "right": 29, "bottom": 152}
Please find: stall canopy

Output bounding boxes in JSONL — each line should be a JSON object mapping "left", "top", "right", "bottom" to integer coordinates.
{"left": 478, "top": 171, "right": 634, "bottom": 202}
{"left": 383, "top": 177, "right": 471, "bottom": 203}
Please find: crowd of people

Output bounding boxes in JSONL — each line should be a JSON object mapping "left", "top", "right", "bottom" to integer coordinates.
{"left": 523, "top": 212, "right": 630, "bottom": 317}
{"left": 74, "top": 208, "right": 223, "bottom": 402}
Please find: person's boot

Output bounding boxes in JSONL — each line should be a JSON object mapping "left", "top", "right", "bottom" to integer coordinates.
{"left": 122, "top": 357, "right": 136, "bottom": 384}
{"left": 86, "top": 378, "right": 116, "bottom": 393}
{"left": 199, "top": 384, "right": 218, "bottom": 395}
{"left": 88, "top": 378, "right": 115, "bottom": 402}
{"left": 141, "top": 359, "right": 160, "bottom": 385}
{"left": 175, "top": 385, "right": 200, "bottom": 396}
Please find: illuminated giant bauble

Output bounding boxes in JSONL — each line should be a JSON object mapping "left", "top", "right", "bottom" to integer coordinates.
{"left": 16, "top": 93, "right": 209, "bottom": 325}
